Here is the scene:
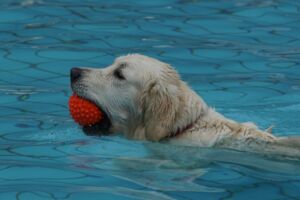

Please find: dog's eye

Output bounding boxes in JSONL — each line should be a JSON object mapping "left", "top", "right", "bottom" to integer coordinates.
{"left": 113, "top": 69, "right": 125, "bottom": 80}
{"left": 119, "top": 63, "right": 127, "bottom": 68}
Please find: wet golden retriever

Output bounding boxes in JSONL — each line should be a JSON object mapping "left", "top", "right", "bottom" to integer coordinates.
{"left": 70, "top": 54, "right": 300, "bottom": 154}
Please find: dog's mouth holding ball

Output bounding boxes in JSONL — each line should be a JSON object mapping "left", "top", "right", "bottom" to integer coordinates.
{"left": 69, "top": 68, "right": 112, "bottom": 136}
{"left": 81, "top": 109, "right": 112, "bottom": 136}
{"left": 70, "top": 92, "right": 112, "bottom": 136}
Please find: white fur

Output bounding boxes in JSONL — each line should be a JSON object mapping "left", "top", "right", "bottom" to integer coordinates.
{"left": 72, "top": 54, "right": 299, "bottom": 154}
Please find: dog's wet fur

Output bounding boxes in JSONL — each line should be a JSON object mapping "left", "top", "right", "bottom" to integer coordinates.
{"left": 71, "top": 54, "right": 300, "bottom": 156}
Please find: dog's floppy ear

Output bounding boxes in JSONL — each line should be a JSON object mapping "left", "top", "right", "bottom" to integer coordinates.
{"left": 139, "top": 69, "right": 181, "bottom": 141}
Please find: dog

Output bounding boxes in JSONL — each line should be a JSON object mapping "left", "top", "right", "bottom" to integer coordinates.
{"left": 70, "top": 54, "right": 300, "bottom": 155}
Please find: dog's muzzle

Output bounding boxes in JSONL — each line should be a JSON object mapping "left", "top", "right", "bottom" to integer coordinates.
{"left": 69, "top": 67, "right": 112, "bottom": 136}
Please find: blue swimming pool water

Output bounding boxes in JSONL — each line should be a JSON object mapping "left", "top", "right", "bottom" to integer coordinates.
{"left": 1, "top": 0, "right": 300, "bottom": 199}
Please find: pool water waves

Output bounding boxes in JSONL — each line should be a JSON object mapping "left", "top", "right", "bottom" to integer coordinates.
{"left": 1, "top": 0, "right": 300, "bottom": 199}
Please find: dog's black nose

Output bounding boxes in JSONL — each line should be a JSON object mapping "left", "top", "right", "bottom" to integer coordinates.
{"left": 70, "top": 67, "right": 82, "bottom": 83}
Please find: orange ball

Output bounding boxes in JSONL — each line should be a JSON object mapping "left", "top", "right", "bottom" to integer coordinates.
{"left": 69, "top": 94, "right": 103, "bottom": 126}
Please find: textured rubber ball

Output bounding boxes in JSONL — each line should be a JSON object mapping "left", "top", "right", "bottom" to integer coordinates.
{"left": 69, "top": 94, "right": 103, "bottom": 126}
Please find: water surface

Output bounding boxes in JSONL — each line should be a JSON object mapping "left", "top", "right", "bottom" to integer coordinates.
{"left": 1, "top": 0, "right": 300, "bottom": 199}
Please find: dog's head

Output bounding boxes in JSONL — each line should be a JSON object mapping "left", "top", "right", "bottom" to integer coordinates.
{"left": 71, "top": 54, "right": 205, "bottom": 140}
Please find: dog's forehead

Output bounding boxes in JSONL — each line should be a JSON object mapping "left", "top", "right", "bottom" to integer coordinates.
{"left": 115, "top": 54, "right": 166, "bottom": 74}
